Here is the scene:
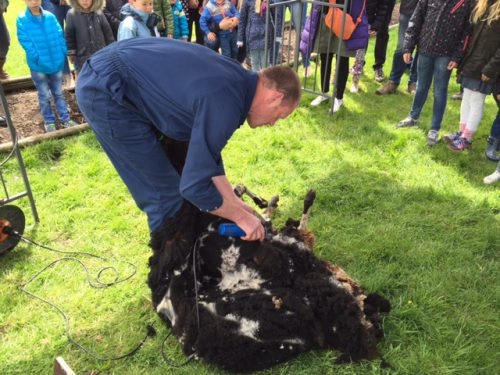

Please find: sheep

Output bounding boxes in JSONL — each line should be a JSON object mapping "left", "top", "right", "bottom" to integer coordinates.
{"left": 148, "top": 186, "right": 390, "bottom": 372}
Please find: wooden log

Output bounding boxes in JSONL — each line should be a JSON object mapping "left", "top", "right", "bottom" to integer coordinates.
{"left": 0, "top": 123, "right": 90, "bottom": 153}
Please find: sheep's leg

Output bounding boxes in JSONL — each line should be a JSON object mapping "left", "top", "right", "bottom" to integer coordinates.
{"left": 298, "top": 190, "right": 316, "bottom": 231}
{"left": 233, "top": 184, "right": 269, "bottom": 209}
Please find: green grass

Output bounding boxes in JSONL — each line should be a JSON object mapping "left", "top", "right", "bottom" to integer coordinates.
{"left": 0, "top": 24, "right": 499, "bottom": 375}
{"left": 4, "top": 1, "right": 30, "bottom": 78}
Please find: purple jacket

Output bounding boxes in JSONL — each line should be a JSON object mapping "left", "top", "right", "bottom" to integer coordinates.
{"left": 300, "top": 0, "right": 368, "bottom": 55}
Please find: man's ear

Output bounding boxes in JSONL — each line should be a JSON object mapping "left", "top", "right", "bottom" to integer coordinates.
{"left": 269, "top": 88, "right": 284, "bottom": 107}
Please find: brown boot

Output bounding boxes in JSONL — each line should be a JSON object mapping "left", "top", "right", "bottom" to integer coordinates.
{"left": 376, "top": 80, "right": 398, "bottom": 95}
{"left": 407, "top": 81, "right": 417, "bottom": 95}
{"left": 0, "top": 59, "right": 9, "bottom": 81}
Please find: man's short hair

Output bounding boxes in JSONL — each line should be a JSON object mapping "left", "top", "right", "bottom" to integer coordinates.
{"left": 260, "top": 66, "right": 301, "bottom": 105}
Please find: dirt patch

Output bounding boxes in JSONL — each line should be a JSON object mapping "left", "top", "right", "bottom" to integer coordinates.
{"left": 1, "top": 89, "right": 84, "bottom": 144}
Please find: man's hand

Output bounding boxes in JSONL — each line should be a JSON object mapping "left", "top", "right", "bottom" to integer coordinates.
{"left": 447, "top": 60, "right": 458, "bottom": 70}
{"left": 482, "top": 73, "right": 490, "bottom": 82}
{"left": 207, "top": 32, "right": 216, "bottom": 42}
{"left": 403, "top": 53, "right": 412, "bottom": 64}
{"left": 211, "top": 175, "right": 265, "bottom": 242}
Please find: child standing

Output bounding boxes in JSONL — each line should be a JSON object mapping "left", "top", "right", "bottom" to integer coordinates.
{"left": 171, "top": 0, "right": 189, "bottom": 40}
{"left": 396, "top": 0, "right": 472, "bottom": 147}
{"left": 118, "top": 0, "right": 161, "bottom": 40}
{"left": 154, "top": 0, "right": 174, "bottom": 37}
{"left": 17, "top": 0, "right": 76, "bottom": 132}
{"left": 200, "top": 0, "right": 239, "bottom": 59}
{"left": 65, "top": 0, "right": 114, "bottom": 75}
{"left": 443, "top": 0, "right": 500, "bottom": 151}
{"left": 237, "top": 0, "right": 281, "bottom": 71}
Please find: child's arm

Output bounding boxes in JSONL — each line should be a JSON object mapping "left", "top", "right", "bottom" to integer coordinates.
{"left": 483, "top": 47, "right": 500, "bottom": 82}
{"left": 117, "top": 17, "right": 138, "bottom": 41}
{"left": 16, "top": 17, "right": 39, "bottom": 63}
{"left": 402, "top": 0, "right": 427, "bottom": 56}
{"left": 229, "top": 1, "right": 239, "bottom": 26}
{"left": 99, "top": 12, "right": 115, "bottom": 44}
{"left": 64, "top": 11, "right": 76, "bottom": 63}
{"left": 164, "top": 0, "right": 174, "bottom": 37}
{"left": 236, "top": 0, "right": 247, "bottom": 45}
{"left": 199, "top": 8, "right": 212, "bottom": 35}
{"left": 179, "top": 6, "right": 189, "bottom": 40}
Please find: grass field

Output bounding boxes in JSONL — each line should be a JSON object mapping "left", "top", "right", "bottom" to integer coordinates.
{"left": 0, "top": 11, "right": 499, "bottom": 375}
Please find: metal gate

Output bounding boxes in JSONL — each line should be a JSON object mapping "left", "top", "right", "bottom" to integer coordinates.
{"left": 263, "top": 0, "right": 350, "bottom": 114}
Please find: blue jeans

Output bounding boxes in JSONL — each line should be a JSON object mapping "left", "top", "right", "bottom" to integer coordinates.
{"left": 219, "top": 30, "right": 238, "bottom": 60}
{"left": 490, "top": 95, "right": 500, "bottom": 138}
{"left": 275, "top": 0, "right": 309, "bottom": 67}
{"left": 31, "top": 70, "right": 70, "bottom": 124}
{"left": 249, "top": 49, "right": 266, "bottom": 72}
{"left": 388, "top": 13, "right": 418, "bottom": 85}
{"left": 409, "top": 54, "right": 452, "bottom": 131}
{"left": 204, "top": 35, "right": 220, "bottom": 52}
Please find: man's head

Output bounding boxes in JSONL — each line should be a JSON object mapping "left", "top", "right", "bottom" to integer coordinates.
{"left": 131, "top": 0, "right": 154, "bottom": 13}
{"left": 247, "top": 66, "right": 301, "bottom": 129}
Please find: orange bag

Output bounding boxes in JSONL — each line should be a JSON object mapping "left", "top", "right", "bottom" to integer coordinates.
{"left": 325, "top": 0, "right": 366, "bottom": 41}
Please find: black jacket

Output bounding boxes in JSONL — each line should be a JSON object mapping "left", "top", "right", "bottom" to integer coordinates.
{"left": 460, "top": 16, "right": 500, "bottom": 83}
{"left": 65, "top": 0, "right": 114, "bottom": 70}
{"left": 403, "top": 0, "right": 472, "bottom": 62}
{"left": 366, "top": 0, "right": 395, "bottom": 32}
{"left": 399, "top": 0, "right": 418, "bottom": 17}
{"left": 103, "top": 0, "right": 128, "bottom": 37}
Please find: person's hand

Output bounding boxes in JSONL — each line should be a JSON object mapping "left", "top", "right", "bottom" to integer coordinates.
{"left": 482, "top": 73, "right": 490, "bottom": 82}
{"left": 219, "top": 17, "right": 231, "bottom": 30}
{"left": 208, "top": 32, "right": 216, "bottom": 42}
{"left": 237, "top": 214, "right": 265, "bottom": 242}
{"left": 230, "top": 17, "right": 239, "bottom": 27}
{"left": 369, "top": 30, "right": 377, "bottom": 36}
{"left": 167, "top": 34, "right": 173, "bottom": 39}
{"left": 447, "top": 60, "right": 458, "bottom": 70}
{"left": 403, "top": 53, "right": 412, "bottom": 64}
{"left": 237, "top": 41, "right": 244, "bottom": 48}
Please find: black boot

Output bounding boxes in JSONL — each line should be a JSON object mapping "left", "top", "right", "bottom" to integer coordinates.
{"left": 485, "top": 136, "right": 500, "bottom": 162}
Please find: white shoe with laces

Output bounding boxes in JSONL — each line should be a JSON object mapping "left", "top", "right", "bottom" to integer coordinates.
{"left": 333, "top": 98, "right": 344, "bottom": 113}
{"left": 311, "top": 95, "right": 329, "bottom": 107}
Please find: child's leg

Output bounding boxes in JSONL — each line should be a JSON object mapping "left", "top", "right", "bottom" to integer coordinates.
{"left": 410, "top": 54, "right": 433, "bottom": 120}
{"left": 249, "top": 49, "right": 265, "bottom": 72}
{"left": 47, "top": 71, "right": 70, "bottom": 122}
{"left": 219, "top": 33, "right": 231, "bottom": 59}
{"left": 429, "top": 56, "right": 452, "bottom": 131}
{"left": 30, "top": 71, "right": 56, "bottom": 124}
{"left": 462, "top": 89, "right": 486, "bottom": 140}
{"left": 351, "top": 49, "right": 366, "bottom": 84}
{"left": 229, "top": 29, "right": 238, "bottom": 60}
{"left": 459, "top": 88, "right": 473, "bottom": 132}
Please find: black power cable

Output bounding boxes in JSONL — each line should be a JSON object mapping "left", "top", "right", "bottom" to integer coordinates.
{"left": 5, "top": 227, "right": 156, "bottom": 361}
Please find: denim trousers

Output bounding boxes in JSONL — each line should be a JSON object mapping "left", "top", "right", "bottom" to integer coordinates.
{"left": 275, "top": 0, "right": 309, "bottom": 67}
{"left": 388, "top": 13, "right": 418, "bottom": 84}
{"left": 409, "top": 54, "right": 452, "bottom": 131}
{"left": 490, "top": 95, "right": 500, "bottom": 138}
{"left": 249, "top": 49, "right": 267, "bottom": 72}
{"left": 219, "top": 30, "right": 238, "bottom": 59}
{"left": 41, "top": 0, "right": 71, "bottom": 75}
{"left": 31, "top": 70, "right": 70, "bottom": 124}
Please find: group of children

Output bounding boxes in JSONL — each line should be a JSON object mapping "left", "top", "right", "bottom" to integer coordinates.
{"left": 10, "top": 0, "right": 500, "bottom": 183}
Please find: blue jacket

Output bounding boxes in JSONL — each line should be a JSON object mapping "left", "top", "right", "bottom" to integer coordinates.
{"left": 171, "top": 1, "right": 188, "bottom": 39}
{"left": 237, "top": 0, "right": 282, "bottom": 51}
{"left": 200, "top": 0, "right": 239, "bottom": 36}
{"left": 16, "top": 7, "right": 67, "bottom": 74}
{"left": 78, "top": 38, "right": 258, "bottom": 212}
{"left": 117, "top": 3, "right": 156, "bottom": 40}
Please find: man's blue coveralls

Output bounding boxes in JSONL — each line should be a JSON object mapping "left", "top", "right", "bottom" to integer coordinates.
{"left": 76, "top": 38, "right": 258, "bottom": 232}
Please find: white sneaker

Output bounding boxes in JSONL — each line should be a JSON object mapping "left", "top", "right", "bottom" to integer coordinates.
{"left": 311, "top": 95, "right": 329, "bottom": 107}
{"left": 333, "top": 98, "right": 343, "bottom": 113}
{"left": 483, "top": 170, "right": 500, "bottom": 185}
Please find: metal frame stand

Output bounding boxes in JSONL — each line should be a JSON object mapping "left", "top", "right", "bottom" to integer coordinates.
{"left": 0, "top": 83, "right": 40, "bottom": 223}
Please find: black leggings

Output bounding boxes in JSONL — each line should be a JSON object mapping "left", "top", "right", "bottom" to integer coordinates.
{"left": 320, "top": 53, "right": 349, "bottom": 100}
